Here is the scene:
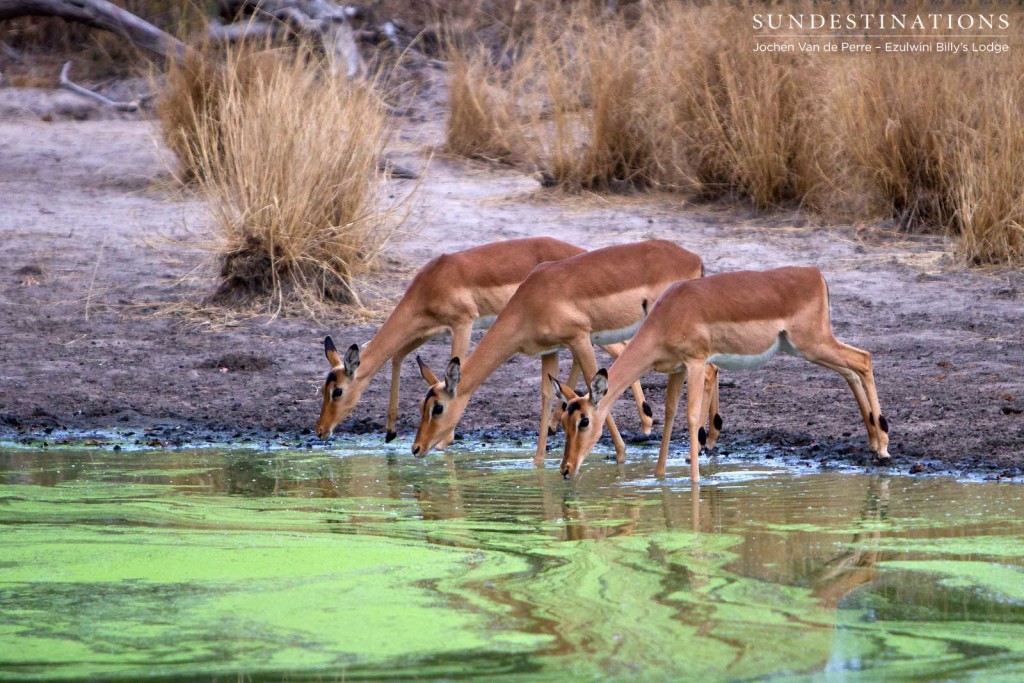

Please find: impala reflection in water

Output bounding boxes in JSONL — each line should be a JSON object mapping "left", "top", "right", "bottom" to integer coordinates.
{"left": 1, "top": 446, "right": 1022, "bottom": 680}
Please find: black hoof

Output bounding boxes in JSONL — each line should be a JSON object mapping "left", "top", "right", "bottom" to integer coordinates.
{"left": 385, "top": 430, "right": 397, "bottom": 443}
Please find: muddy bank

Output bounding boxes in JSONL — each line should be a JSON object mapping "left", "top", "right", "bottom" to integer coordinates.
{"left": 0, "top": 116, "right": 1022, "bottom": 478}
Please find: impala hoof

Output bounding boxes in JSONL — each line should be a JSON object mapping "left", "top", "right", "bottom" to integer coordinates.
{"left": 385, "top": 430, "right": 397, "bottom": 443}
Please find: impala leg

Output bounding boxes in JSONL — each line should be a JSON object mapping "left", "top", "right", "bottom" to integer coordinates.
{"left": 685, "top": 361, "right": 707, "bottom": 483}
{"left": 704, "top": 364, "right": 722, "bottom": 450}
{"left": 801, "top": 338, "right": 888, "bottom": 459}
{"left": 386, "top": 336, "right": 430, "bottom": 442}
{"left": 437, "top": 323, "right": 474, "bottom": 450}
{"left": 550, "top": 356, "right": 582, "bottom": 435}
{"left": 656, "top": 371, "right": 686, "bottom": 478}
{"left": 571, "top": 340, "right": 626, "bottom": 463}
{"left": 603, "top": 342, "right": 655, "bottom": 435}
{"left": 535, "top": 352, "right": 559, "bottom": 465}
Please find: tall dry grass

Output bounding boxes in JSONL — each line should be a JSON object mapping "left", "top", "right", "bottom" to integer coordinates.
{"left": 445, "top": 46, "right": 520, "bottom": 161}
{"left": 444, "top": 3, "right": 1024, "bottom": 266}
{"left": 160, "top": 45, "right": 392, "bottom": 311}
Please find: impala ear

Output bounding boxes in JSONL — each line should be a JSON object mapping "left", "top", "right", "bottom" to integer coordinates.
{"left": 324, "top": 336, "right": 342, "bottom": 367}
{"left": 589, "top": 369, "right": 608, "bottom": 405}
{"left": 343, "top": 344, "right": 360, "bottom": 377}
{"left": 416, "top": 355, "right": 439, "bottom": 385}
{"left": 641, "top": 298, "right": 649, "bottom": 319}
{"left": 549, "top": 373, "right": 577, "bottom": 402}
{"left": 444, "top": 357, "right": 461, "bottom": 395}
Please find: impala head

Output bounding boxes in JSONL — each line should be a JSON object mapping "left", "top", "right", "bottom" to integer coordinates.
{"left": 411, "top": 355, "right": 461, "bottom": 457}
{"left": 314, "top": 336, "right": 362, "bottom": 439}
{"left": 550, "top": 369, "right": 609, "bottom": 479}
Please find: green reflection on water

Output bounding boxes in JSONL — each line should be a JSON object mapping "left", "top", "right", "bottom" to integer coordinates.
{"left": 1, "top": 447, "right": 1023, "bottom": 681}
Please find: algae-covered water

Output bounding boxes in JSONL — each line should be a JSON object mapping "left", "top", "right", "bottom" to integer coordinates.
{"left": 2, "top": 445, "right": 1023, "bottom": 681}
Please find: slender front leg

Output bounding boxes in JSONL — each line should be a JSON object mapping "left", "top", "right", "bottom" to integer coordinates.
{"left": 603, "top": 342, "right": 654, "bottom": 435}
{"left": 570, "top": 339, "right": 626, "bottom": 463}
{"left": 386, "top": 336, "right": 431, "bottom": 442}
{"left": 550, "top": 356, "right": 581, "bottom": 434}
{"left": 685, "top": 361, "right": 708, "bottom": 483}
{"left": 656, "top": 371, "right": 686, "bottom": 478}
{"left": 437, "top": 322, "right": 474, "bottom": 450}
{"left": 703, "top": 364, "right": 722, "bottom": 450}
{"left": 536, "top": 352, "right": 560, "bottom": 465}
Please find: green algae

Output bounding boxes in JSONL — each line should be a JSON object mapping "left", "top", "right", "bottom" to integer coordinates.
{"left": 1, "top": 447, "right": 1023, "bottom": 680}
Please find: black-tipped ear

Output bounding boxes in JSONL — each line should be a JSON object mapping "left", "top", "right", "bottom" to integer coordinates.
{"left": 549, "top": 373, "right": 577, "bottom": 402}
{"left": 589, "top": 369, "right": 608, "bottom": 405}
{"left": 325, "top": 336, "right": 342, "bottom": 366}
{"left": 344, "top": 344, "right": 360, "bottom": 377}
{"left": 417, "top": 355, "right": 439, "bottom": 385}
{"left": 444, "top": 357, "right": 461, "bottom": 395}
{"left": 641, "top": 299, "right": 649, "bottom": 318}
{"left": 549, "top": 374, "right": 566, "bottom": 402}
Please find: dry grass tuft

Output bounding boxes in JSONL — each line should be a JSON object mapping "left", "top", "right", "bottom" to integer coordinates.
{"left": 161, "top": 45, "right": 393, "bottom": 312}
{"left": 442, "top": 2, "right": 1024, "bottom": 266}
{"left": 445, "top": 46, "right": 520, "bottom": 162}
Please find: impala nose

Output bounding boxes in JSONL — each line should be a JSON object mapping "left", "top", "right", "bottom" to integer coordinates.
{"left": 412, "top": 444, "right": 421, "bottom": 456}
{"left": 561, "top": 465, "right": 572, "bottom": 479}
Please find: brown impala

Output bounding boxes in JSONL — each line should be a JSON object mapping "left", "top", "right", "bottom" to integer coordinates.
{"left": 552, "top": 266, "right": 890, "bottom": 482}
{"left": 412, "top": 240, "right": 720, "bottom": 463}
{"left": 314, "top": 237, "right": 655, "bottom": 442}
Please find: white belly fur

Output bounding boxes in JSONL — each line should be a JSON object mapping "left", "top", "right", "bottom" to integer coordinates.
{"left": 472, "top": 315, "right": 498, "bottom": 330}
{"left": 590, "top": 320, "right": 643, "bottom": 346}
{"left": 707, "top": 333, "right": 800, "bottom": 371}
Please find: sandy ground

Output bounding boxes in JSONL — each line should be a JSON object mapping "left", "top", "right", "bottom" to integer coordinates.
{"left": 1, "top": 101, "right": 1022, "bottom": 477}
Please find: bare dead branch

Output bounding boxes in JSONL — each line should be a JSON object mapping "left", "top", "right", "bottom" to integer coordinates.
{"left": 0, "top": 0, "right": 187, "bottom": 60}
{"left": 59, "top": 60, "right": 140, "bottom": 111}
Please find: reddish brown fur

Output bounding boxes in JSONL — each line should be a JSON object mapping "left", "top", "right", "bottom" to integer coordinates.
{"left": 557, "top": 267, "right": 889, "bottom": 481}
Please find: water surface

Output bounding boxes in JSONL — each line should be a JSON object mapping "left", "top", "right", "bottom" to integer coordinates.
{"left": 1, "top": 446, "right": 1023, "bottom": 680}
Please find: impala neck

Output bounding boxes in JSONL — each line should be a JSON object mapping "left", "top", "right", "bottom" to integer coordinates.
{"left": 452, "top": 313, "right": 525, "bottom": 406}
{"left": 599, "top": 331, "right": 659, "bottom": 418}
{"left": 354, "top": 301, "right": 434, "bottom": 384}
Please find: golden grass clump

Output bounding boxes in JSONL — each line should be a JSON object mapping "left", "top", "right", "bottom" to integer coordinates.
{"left": 651, "top": 8, "right": 825, "bottom": 208}
{"left": 443, "top": 3, "right": 1024, "bottom": 266}
{"left": 162, "top": 46, "right": 392, "bottom": 311}
{"left": 951, "top": 90, "right": 1024, "bottom": 266}
{"left": 156, "top": 48, "right": 224, "bottom": 182}
{"left": 445, "top": 47, "right": 520, "bottom": 161}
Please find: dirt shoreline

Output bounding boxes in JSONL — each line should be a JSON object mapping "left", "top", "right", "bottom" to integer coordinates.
{"left": 1, "top": 112, "right": 1022, "bottom": 479}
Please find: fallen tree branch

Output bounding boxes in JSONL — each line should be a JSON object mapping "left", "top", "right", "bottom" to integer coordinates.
{"left": 0, "top": 0, "right": 187, "bottom": 60}
{"left": 59, "top": 60, "right": 140, "bottom": 111}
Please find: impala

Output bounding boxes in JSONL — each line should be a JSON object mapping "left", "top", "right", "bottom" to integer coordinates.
{"left": 553, "top": 266, "right": 890, "bottom": 482}
{"left": 412, "top": 240, "right": 714, "bottom": 463}
{"left": 314, "top": 237, "right": 655, "bottom": 441}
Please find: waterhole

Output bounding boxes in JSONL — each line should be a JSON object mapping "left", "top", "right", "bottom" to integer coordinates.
{"left": 1, "top": 446, "right": 1022, "bottom": 680}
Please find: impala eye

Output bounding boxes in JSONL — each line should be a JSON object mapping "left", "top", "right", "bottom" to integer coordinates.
{"left": 331, "top": 387, "right": 343, "bottom": 400}
{"left": 432, "top": 403, "right": 444, "bottom": 417}
{"left": 579, "top": 416, "right": 590, "bottom": 429}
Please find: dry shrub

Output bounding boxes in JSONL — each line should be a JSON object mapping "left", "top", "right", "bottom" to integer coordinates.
{"left": 444, "top": 2, "right": 1024, "bottom": 265}
{"left": 166, "top": 45, "right": 392, "bottom": 311}
{"left": 830, "top": 55, "right": 960, "bottom": 231}
{"left": 830, "top": 44, "right": 1024, "bottom": 264}
{"left": 652, "top": 8, "right": 825, "bottom": 208}
{"left": 156, "top": 48, "right": 224, "bottom": 182}
{"left": 951, "top": 90, "right": 1024, "bottom": 266}
{"left": 445, "top": 47, "right": 520, "bottom": 161}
